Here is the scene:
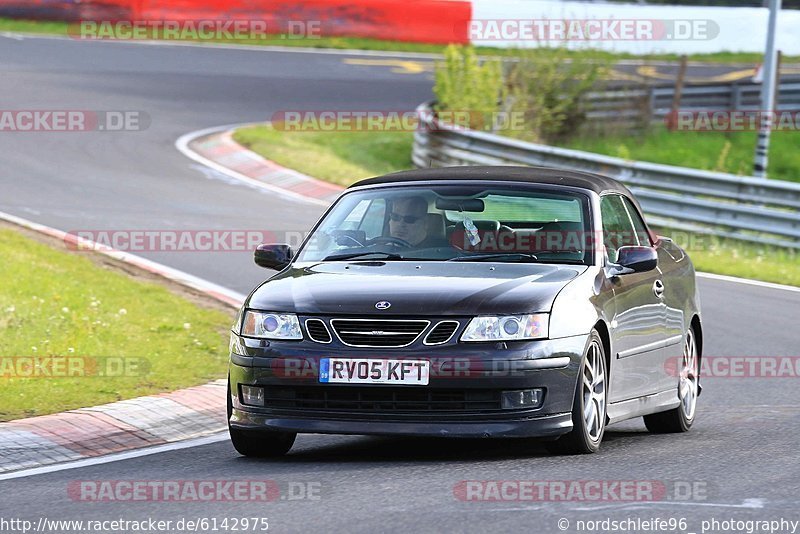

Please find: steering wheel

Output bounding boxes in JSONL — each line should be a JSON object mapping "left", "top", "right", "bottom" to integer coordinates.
{"left": 370, "top": 236, "right": 413, "bottom": 248}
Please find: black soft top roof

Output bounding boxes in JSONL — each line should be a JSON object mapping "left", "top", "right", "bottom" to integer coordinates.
{"left": 350, "top": 166, "right": 633, "bottom": 196}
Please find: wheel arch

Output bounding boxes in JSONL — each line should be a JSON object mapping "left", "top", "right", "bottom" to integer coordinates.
{"left": 690, "top": 314, "right": 703, "bottom": 395}
{"left": 593, "top": 319, "right": 611, "bottom": 372}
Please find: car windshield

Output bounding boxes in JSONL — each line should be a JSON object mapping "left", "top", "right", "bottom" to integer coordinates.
{"left": 295, "top": 185, "right": 593, "bottom": 264}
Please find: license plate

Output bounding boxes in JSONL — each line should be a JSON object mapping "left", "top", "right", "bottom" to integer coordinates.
{"left": 319, "top": 358, "right": 430, "bottom": 385}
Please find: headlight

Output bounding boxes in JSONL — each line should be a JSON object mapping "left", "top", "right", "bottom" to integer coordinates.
{"left": 241, "top": 311, "right": 303, "bottom": 340}
{"left": 460, "top": 314, "right": 549, "bottom": 342}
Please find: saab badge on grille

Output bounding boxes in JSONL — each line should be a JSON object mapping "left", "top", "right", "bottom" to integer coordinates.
{"left": 375, "top": 301, "right": 391, "bottom": 310}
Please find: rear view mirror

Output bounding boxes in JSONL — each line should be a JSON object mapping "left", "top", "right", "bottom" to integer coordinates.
{"left": 434, "top": 198, "right": 485, "bottom": 212}
{"left": 610, "top": 246, "right": 658, "bottom": 275}
{"left": 254, "top": 244, "right": 293, "bottom": 270}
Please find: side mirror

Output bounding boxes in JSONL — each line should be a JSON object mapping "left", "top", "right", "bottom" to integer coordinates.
{"left": 254, "top": 243, "right": 293, "bottom": 270}
{"left": 609, "top": 246, "right": 658, "bottom": 275}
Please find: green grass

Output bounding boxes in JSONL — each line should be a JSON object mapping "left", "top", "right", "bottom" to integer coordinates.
{"left": 234, "top": 124, "right": 414, "bottom": 187}
{"left": 0, "top": 228, "right": 232, "bottom": 421}
{"left": 562, "top": 126, "right": 800, "bottom": 182}
{"left": 652, "top": 228, "right": 799, "bottom": 286}
{"left": 234, "top": 125, "right": 800, "bottom": 286}
{"left": 2, "top": 17, "right": 797, "bottom": 63}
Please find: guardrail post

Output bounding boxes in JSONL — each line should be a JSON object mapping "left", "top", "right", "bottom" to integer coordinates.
{"left": 647, "top": 86, "right": 657, "bottom": 126}
{"left": 731, "top": 84, "right": 743, "bottom": 110}
{"left": 667, "top": 55, "right": 688, "bottom": 130}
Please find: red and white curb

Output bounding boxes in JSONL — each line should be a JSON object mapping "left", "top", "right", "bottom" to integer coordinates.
{"left": 0, "top": 210, "right": 245, "bottom": 475}
{"left": 0, "top": 380, "right": 227, "bottom": 475}
{"left": 0, "top": 211, "right": 244, "bottom": 308}
{"left": 175, "top": 123, "right": 344, "bottom": 208}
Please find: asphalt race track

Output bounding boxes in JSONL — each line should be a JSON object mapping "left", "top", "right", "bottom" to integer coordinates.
{"left": 1, "top": 35, "right": 799, "bottom": 533}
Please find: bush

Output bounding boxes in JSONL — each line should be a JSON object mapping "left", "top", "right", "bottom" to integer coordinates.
{"left": 504, "top": 48, "right": 608, "bottom": 143}
{"left": 433, "top": 45, "right": 608, "bottom": 143}
{"left": 433, "top": 45, "right": 506, "bottom": 131}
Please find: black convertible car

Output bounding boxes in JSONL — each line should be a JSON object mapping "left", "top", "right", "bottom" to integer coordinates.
{"left": 228, "top": 166, "right": 702, "bottom": 455}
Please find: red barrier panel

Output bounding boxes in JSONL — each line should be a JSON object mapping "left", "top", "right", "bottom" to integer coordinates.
{"left": 0, "top": 0, "right": 471, "bottom": 44}
{"left": 139, "top": 0, "right": 471, "bottom": 44}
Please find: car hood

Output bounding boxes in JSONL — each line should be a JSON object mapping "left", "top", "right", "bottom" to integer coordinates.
{"left": 247, "top": 261, "right": 586, "bottom": 316}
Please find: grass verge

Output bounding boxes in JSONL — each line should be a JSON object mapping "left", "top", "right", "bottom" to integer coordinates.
{"left": 0, "top": 226, "right": 232, "bottom": 421}
{"left": 651, "top": 229, "right": 799, "bottom": 286}
{"left": 233, "top": 125, "right": 414, "bottom": 187}
{"left": 563, "top": 126, "right": 800, "bottom": 183}
{"left": 233, "top": 124, "right": 799, "bottom": 286}
{"left": 2, "top": 17, "right": 798, "bottom": 63}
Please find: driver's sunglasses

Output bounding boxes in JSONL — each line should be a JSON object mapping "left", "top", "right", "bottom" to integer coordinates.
{"left": 389, "top": 212, "right": 422, "bottom": 224}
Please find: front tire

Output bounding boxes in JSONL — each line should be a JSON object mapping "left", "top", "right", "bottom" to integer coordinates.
{"left": 546, "top": 330, "right": 607, "bottom": 454}
{"left": 227, "top": 377, "right": 296, "bottom": 457}
{"left": 644, "top": 326, "right": 699, "bottom": 433}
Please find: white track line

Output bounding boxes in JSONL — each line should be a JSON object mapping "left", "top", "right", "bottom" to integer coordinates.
{"left": 697, "top": 271, "right": 800, "bottom": 294}
{"left": 0, "top": 433, "right": 229, "bottom": 481}
{"left": 175, "top": 123, "right": 330, "bottom": 208}
{"left": 0, "top": 211, "right": 246, "bottom": 307}
{"left": 482, "top": 499, "right": 766, "bottom": 512}
{"left": 572, "top": 497, "right": 766, "bottom": 511}
{"left": 0, "top": 210, "right": 244, "bottom": 479}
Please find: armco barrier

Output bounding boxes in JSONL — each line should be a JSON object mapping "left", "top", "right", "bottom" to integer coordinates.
{"left": 413, "top": 101, "right": 800, "bottom": 249}
{"left": 585, "top": 78, "right": 800, "bottom": 130}
{"left": 0, "top": 0, "right": 472, "bottom": 44}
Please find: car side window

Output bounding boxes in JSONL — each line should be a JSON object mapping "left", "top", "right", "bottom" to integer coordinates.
{"left": 600, "top": 195, "right": 638, "bottom": 262}
{"left": 620, "top": 197, "right": 652, "bottom": 247}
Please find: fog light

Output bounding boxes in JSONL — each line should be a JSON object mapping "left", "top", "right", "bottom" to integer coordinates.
{"left": 501, "top": 388, "right": 543, "bottom": 409}
{"left": 241, "top": 385, "right": 265, "bottom": 407}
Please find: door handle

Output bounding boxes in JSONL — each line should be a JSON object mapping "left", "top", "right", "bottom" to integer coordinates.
{"left": 653, "top": 279, "right": 665, "bottom": 299}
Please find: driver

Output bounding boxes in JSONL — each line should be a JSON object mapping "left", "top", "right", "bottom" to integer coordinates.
{"left": 388, "top": 196, "right": 430, "bottom": 246}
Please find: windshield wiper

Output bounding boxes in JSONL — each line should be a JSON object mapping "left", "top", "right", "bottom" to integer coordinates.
{"left": 322, "top": 251, "right": 404, "bottom": 261}
{"left": 447, "top": 253, "right": 539, "bottom": 262}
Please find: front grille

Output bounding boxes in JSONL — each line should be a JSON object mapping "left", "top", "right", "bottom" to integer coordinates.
{"left": 262, "top": 386, "right": 502, "bottom": 413}
{"left": 305, "top": 319, "right": 331, "bottom": 343}
{"left": 424, "top": 321, "right": 460, "bottom": 345}
{"left": 330, "top": 319, "right": 429, "bottom": 347}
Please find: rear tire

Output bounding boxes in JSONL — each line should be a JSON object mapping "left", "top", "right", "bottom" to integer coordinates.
{"left": 546, "top": 330, "right": 607, "bottom": 455}
{"left": 227, "top": 377, "right": 296, "bottom": 457}
{"left": 644, "top": 327, "right": 699, "bottom": 434}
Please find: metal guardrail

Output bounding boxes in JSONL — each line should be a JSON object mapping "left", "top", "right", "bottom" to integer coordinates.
{"left": 412, "top": 101, "right": 800, "bottom": 249}
{"left": 585, "top": 77, "right": 800, "bottom": 127}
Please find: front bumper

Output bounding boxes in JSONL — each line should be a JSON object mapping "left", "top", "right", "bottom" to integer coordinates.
{"left": 228, "top": 333, "right": 588, "bottom": 439}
